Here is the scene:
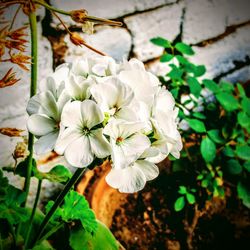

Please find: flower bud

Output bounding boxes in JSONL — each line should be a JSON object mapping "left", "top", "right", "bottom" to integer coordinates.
{"left": 69, "top": 32, "right": 85, "bottom": 46}
{"left": 70, "top": 9, "right": 88, "bottom": 23}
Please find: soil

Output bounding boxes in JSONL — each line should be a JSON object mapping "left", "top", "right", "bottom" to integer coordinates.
{"left": 77, "top": 160, "right": 250, "bottom": 250}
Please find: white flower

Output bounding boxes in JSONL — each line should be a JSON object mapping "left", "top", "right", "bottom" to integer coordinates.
{"left": 103, "top": 119, "right": 150, "bottom": 169}
{"left": 106, "top": 147, "right": 159, "bottom": 193}
{"left": 90, "top": 77, "right": 138, "bottom": 121}
{"left": 55, "top": 100, "right": 111, "bottom": 168}
{"left": 71, "top": 56, "right": 117, "bottom": 78}
{"left": 27, "top": 91, "right": 69, "bottom": 154}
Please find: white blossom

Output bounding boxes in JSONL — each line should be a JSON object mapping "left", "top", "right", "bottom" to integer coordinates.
{"left": 55, "top": 100, "right": 111, "bottom": 168}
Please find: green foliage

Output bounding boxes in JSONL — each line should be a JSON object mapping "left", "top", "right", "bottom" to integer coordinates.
{"left": 46, "top": 190, "right": 97, "bottom": 234}
{"left": 0, "top": 169, "right": 29, "bottom": 225}
{"left": 151, "top": 36, "right": 250, "bottom": 211}
{"left": 201, "top": 137, "right": 216, "bottom": 163}
{"left": 69, "top": 221, "right": 119, "bottom": 250}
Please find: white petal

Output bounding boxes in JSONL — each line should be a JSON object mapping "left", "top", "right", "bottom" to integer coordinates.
{"left": 61, "top": 101, "right": 82, "bottom": 128}
{"left": 115, "top": 106, "right": 138, "bottom": 121}
{"left": 122, "top": 133, "right": 151, "bottom": 160}
{"left": 38, "top": 91, "right": 59, "bottom": 120}
{"left": 65, "top": 136, "right": 93, "bottom": 168}
{"left": 26, "top": 95, "right": 41, "bottom": 115}
{"left": 65, "top": 74, "right": 82, "bottom": 100}
{"left": 57, "top": 90, "right": 70, "bottom": 114}
{"left": 27, "top": 114, "right": 55, "bottom": 136}
{"left": 134, "top": 160, "right": 159, "bottom": 181}
{"left": 72, "top": 59, "right": 89, "bottom": 77}
{"left": 54, "top": 127, "right": 81, "bottom": 155}
{"left": 89, "top": 129, "right": 111, "bottom": 158}
{"left": 106, "top": 167, "right": 146, "bottom": 193}
{"left": 80, "top": 100, "right": 104, "bottom": 129}
{"left": 34, "top": 131, "right": 59, "bottom": 155}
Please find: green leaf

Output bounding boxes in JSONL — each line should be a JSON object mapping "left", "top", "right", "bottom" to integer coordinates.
{"left": 237, "top": 182, "right": 250, "bottom": 209}
{"left": 193, "top": 112, "right": 206, "bottom": 120}
{"left": 150, "top": 37, "right": 171, "bottom": 48}
{"left": 160, "top": 53, "right": 174, "bottom": 62}
{"left": 40, "top": 165, "right": 72, "bottom": 183}
{"left": 69, "top": 221, "right": 119, "bottom": 250}
{"left": 47, "top": 190, "right": 97, "bottom": 233}
{"left": 203, "top": 79, "right": 220, "bottom": 93}
{"left": 201, "top": 136, "right": 216, "bottom": 163}
{"left": 170, "top": 88, "right": 179, "bottom": 99}
{"left": 178, "top": 186, "right": 187, "bottom": 194}
{"left": 220, "top": 81, "right": 234, "bottom": 92}
{"left": 186, "top": 193, "right": 196, "bottom": 204}
{"left": 175, "top": 55, "right": 189, "bottom": 64}
{"left": 215, "top": 92, "right": 239, "bottom": 112}
{"left": 175, "top": 42, "right": 194, "bottom": 55}
{"left": 243, "top": 161, "right": 250, "bottom": 172}
{"left": 236, "top": 145, "right": 250, "bottom": 160}
{"left": 237, "top": 112, "right": 250, "bottom": 128}
{"left": 201, "top": 179, "right": 209, "bottom": 188}
{"left": 0, "top": 203, "right": 29, "bottom": 225}
{"left": 193, "top": 65, "right": 206, "bottom": 77}
{"left": 32, "top": 241, "right": 54, "bottom": 250}
{"left": 0, "top": 169, "right": 9, "bottom": 201}
{"left": 187, "top": 119, "right": 206, "bottom": 133}
{"left": 207, "top": 129, "right": 225, "bottom": 144}
{"left": 227, "top": 159, "right": 242, "bottom": 175}
{"left": 241, "top": 97, "right": 250, "bottom": 116}
{"left": 237, "top": 83, "right": 246, "bottom": 97}
{"left": 197, "top": 174, "right": 203, "bottom": 180}
{"left": 167, "top": 65, "right": 183, "bottom": 80}
{"left": 174, "top": 196, "right": 185, "bottom": 212}
{"left": 187, "top": 77, "right": 202, "bottom": 98}
{"left": 222, "top": 146, "right": 235, "bottom": 157}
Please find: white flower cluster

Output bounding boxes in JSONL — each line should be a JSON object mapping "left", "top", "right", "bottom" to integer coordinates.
{"left": 27, "top": 56, "right": 182, "bottom": 193}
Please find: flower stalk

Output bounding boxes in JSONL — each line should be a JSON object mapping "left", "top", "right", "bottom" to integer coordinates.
{"left": 23, "top": 10, "right": 37, "bottom": 207}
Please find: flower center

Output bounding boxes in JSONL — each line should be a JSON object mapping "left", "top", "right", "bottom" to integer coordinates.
{"left": 116, "top": 136, "right": 124, "bottom": 145}
{"left": 81, "top": 127, "right": 90, "bottom": 136}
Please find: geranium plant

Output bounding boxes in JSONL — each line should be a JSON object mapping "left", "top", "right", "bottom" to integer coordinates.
{"left": 0, "top": 1, "right": 182, "bottom": 249}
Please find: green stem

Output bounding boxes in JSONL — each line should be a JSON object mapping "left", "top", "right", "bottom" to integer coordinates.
{"left": 36, "top": 222, "right": 64, "bottom": 246}
{"left": 24, "top": 179, "right": 42, "bottom": 249}
{"left": 31, "top": 167, "right": 87, "bottom": 247}
{"left": 34, "top": 0, "right": 70, "bottom": 15}
{"left": 23, "top": 11, "right": 38, "bottom": 207}
{"left": 34, "top": 0, "right": 122, "bottom": 26}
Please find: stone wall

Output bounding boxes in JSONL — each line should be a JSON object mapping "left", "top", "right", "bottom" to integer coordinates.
{"left": 0, "top": 0, "right": 250, "bottom": 203}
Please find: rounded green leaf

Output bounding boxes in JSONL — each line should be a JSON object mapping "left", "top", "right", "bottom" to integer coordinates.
{"left": 241, "top": 97, "right": 250, "bottom": 116}
{"left": 207, "top": 129, "right": 225, "bottom": 144}
{"left": 150, "top": 37, "right": 171, "bottom": 48}
{"left": 237, "top": 182, "right": 250, "bottom": 209}
{"left": 237, "top": 112, "right": 250, "bottom": 128}
{"left": 227, "top": 159, "right": 242, "bottom": 175}
{"left": 215, "top": 92, "right": 239, "bottom": 112}
{"left": 236, "top": 145, "right": 250, "bottom": 160}
{"left": 175, "top": 42, "right": 194, "bottom": 55}
{"left": 187, "top": 77, "right": 202, "bottom": 98}
{"left": 186, "top": 193, "right": 196, "bottom": 204}
{"left": 243, "top": 161, "right": 250, "bottom": 173}
{"left": 201, "top": 136, "right": 216, "bottom": 163}
{"left": 69, "top": 221, "right": 119, "bottom": 250}
{"left": 178, "top": 186, "right": 187, "bottom": 194}
{"left": 160, "top": 54, "right": 174, "bottom": 62}
{"left": 174, "top": 196, "right": 185, "bottom": 212}
{"left": 187, "top": 119, "right": 206, "bottom": 133}
{"left": 222, "top": 146, "right": 235, "bottom": 157}
{"left": 203, "top": 79, "right": 220, "bottom": 93}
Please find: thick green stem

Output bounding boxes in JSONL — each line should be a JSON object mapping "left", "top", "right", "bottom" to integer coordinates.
{"left": 23, "top": 11, "right": 38, "bottom": 206}
{"left": 31, "top": 167, "right": 87, "bottom": 247}
{"left": 24, "top": 179, "right": 42, "bottom": 248}
{"left": 34, "top": 0, "right": 70, "bottom": 15}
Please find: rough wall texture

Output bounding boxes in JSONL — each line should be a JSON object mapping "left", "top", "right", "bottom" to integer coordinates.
{"left": 0, "top": 0, "right": 250, "bottom": 203}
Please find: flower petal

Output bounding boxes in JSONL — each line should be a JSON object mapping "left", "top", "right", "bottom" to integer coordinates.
{"left": 61, "top": 101, "right": 82, "bottom": 128}
{"left": 65, "top": 136, "right": 94, "bottom": 168}
{"left": 34, "top": 131, "right": 59, "bottom": 155}
{"left": 80, "top": 100, "right": 104, "bottom": 129}
{"left": 134, "top": 160, "right": 159, "bottom": 181}
{"left": 27, "top": 114, "right": 55, "bottom": 136}
{"left": 26, "top": 94, "right": 41, "bottom": 115}
{"left": 106, "top": 167, "right": 146, "bottom": 193}
{"left": 89, "top": 128, "right": 111, "bottom": 158}
{"left": 54, "top": 127, "right": 81, "bottom": 155}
